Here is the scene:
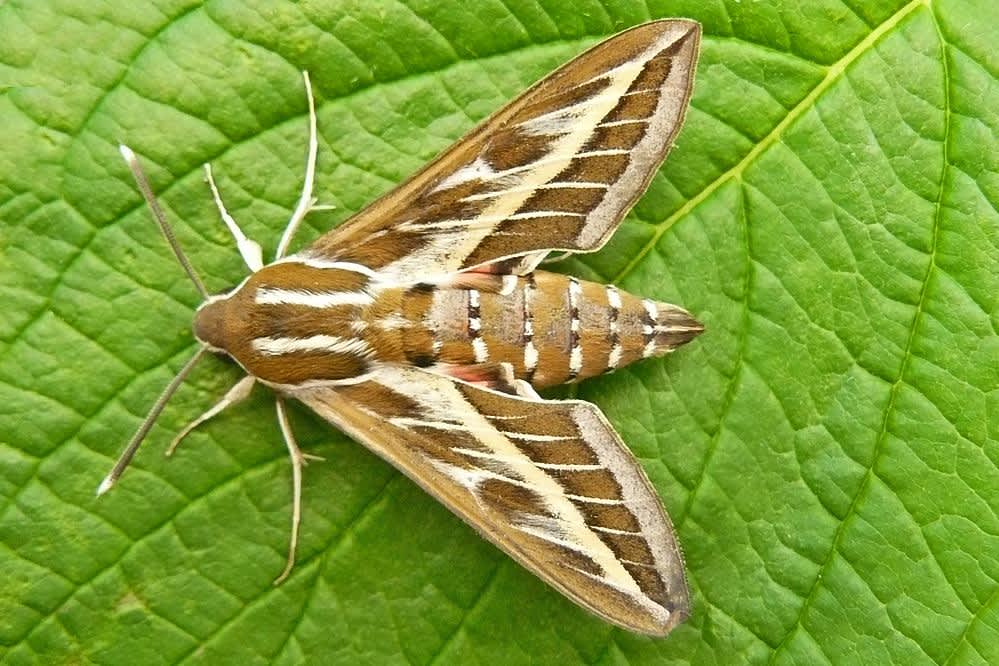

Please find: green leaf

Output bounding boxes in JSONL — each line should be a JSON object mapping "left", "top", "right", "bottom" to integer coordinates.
{"left": 2, "top": 0, "right": 997, "bottom": 663}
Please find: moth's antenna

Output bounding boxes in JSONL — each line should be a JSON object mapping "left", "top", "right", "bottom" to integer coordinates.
{"left": 100, "top": 147, "right": 213, "bottom": 494}
{"left": 97, "top": 347, "right": 208, "bottom": 496}
{"left": 118, "top": 145, "right": 209, "bottom": 299}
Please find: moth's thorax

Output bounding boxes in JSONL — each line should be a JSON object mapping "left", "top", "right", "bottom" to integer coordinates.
{"left": 192, "top": 261, "right": 378, "bottom": 386}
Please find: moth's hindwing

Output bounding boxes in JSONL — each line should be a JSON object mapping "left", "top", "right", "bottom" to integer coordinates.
{"left": 293, "top": 365, "right": 689, "bottom": 635}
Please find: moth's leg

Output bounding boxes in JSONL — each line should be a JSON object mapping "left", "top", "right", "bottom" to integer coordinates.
{"left": 203, "top": 163, "right": 264, "bottom": 272}
{"left": 275, "top": 71, "right": 335, "bottom": 260}
{"left": 166, "top": 375, "right": 256, "bottom": 456}
{"left": 273, "top": 397, "right": 324, "bottom": 585}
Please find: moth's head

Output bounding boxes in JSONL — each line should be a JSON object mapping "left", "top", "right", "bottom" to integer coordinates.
{"left": 193, "top": 293, "right": 231, "bottom": 354}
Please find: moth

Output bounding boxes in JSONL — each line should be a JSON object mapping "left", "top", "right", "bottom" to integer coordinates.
{"left": 102, "top": 19, "right": 702, "bottom": 636}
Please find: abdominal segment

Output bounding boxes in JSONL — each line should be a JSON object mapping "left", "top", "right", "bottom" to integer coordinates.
{"left": 399, "top": 270, "right": 702, "bottom": 389}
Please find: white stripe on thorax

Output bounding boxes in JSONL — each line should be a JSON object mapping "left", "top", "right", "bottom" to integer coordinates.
{"left": 253, "top": 335, "right": 372, "bottom": 357}
{"left": 255, "top": 287, "right": 372, "bottom": 308}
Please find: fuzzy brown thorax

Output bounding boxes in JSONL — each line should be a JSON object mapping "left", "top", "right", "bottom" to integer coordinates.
{"left": 192, "top": 261, "right": 376, "bottom": 385}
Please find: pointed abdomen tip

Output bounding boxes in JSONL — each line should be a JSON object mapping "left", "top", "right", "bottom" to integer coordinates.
{"left": 657, "top": 306, "right": 704, "bottom": 348}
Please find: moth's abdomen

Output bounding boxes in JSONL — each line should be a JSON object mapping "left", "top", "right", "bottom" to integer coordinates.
{"left": 410, "top": 271, "right": 702, "bottom": 389}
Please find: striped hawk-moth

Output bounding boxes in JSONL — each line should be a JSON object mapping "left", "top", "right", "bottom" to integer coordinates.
{"left": 104, "top": 19, "right": 702, "bottom": 636}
